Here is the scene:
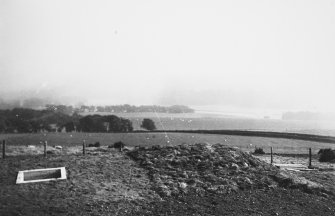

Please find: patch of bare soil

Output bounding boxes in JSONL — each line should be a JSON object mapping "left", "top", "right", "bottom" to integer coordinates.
{"left": 1, "top": 144, "right": 335, "bottom": 215}
{"left": 0, "top": 148, "right": 159, "bottom": 215}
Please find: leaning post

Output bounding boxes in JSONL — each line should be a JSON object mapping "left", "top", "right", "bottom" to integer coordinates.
{"left": 308, "top": 148, "right": 312, "bottom": 168}
{"left": 270, "top": 147, "right": 273, "bottom": 164}
{"left": 83, "top": 140, "right": 86, "bottom": 155}
{"left": 44, "top": 141, "right": 47, "bottom": 157}
{"left": 2, "top": 140, "right": 6, "bottom": 159}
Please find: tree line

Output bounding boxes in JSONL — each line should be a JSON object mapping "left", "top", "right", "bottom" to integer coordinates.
{"left": 0, "top": 108, "right": 134, "bottom": 133}
{"left": 45, "top": 104, "right": 194, "bottom": 115}
{"left": 0, "top": 97, "right": 194, "bottom": 114}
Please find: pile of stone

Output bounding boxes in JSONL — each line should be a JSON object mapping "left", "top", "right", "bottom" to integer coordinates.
{"left": 128, "top": 143, "right": 280, "bottom": 197}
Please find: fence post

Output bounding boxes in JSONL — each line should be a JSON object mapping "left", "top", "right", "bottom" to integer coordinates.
{"left": 44, "top": 141, "right": 47, "bottom": 157}
{"left": 270, "top": 147, "right": 273, "bottom": 164}
{"left": 83, "top": 140, "right": 86, "bottom": 155}
{"left": 308, "top": 148, "right": 312, "bottom": 168}
{"left": 2, "top": 140, "right": 5, "bottom": 159}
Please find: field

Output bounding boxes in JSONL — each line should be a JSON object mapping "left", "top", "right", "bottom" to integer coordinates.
{"left": 2, "top": 132, "right": 335, "bottom": 158}
{"left": 81, "top": 112, "right": 335, "bottom": 136}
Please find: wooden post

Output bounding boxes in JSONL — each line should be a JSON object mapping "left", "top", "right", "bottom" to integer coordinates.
{"left": 2, "top": 140, "right": 6, "bottom": 159}
{"left": 83, "top": 140, "right": 86, "bottom": 155}
{"left": 309, "top": 148, "right": 312, "bottom": 168}
{"left": 44, "top": 141, "right": 47, "bottom": 157}
{"left": 270, "top": 147, "right": 273, "bottom": 164}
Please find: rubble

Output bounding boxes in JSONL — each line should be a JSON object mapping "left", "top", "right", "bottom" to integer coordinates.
{"left": 128, "top": 143, "right": 282, "bottom": 197}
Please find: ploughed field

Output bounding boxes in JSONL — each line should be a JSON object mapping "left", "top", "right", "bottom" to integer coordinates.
{"left": 1, "top": 143, "right": 335, "bottom": 215}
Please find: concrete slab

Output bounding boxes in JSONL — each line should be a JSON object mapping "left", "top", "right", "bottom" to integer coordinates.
{"left": 16, "top": 167, "right": 67, "bottom": 184}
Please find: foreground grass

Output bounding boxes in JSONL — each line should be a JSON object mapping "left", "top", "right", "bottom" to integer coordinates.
{"left": 0, "top": 149, "right": 158, "bottom": 215}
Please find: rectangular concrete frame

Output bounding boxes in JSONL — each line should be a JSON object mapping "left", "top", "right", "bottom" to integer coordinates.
{"left": 16, "top": 167, "right": 67, "bottom": 184}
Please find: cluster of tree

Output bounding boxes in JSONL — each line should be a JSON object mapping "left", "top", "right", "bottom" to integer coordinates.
{"left": 282, "top": 111, "right": 335, "bottom": 121}
{"left": 1, "top": 96, "right": 194, "bottom": 114}
{"left": 45, "top": 104, "right": 194, "bottom": 114}
{"left": 0, "top": 108, "right": 75, "bottom": 133}
{"left": 78, "top": 115, "right": 133, "bottom": 132}
{"left": 0, "top": 108, "right": 133, "bottom": 133}
{"left": 141, "top": 118, "right": 156, "bottom": 131}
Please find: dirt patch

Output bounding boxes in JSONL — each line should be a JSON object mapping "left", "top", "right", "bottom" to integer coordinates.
{"left": 0, "top": 148, "right": 159, "bottom": 215}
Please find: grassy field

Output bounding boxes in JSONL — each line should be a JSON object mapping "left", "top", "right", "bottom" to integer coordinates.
{"left": 1, "top": 132, "right": 335, "bottom": 155}
{"left": 81, "top": 112, "right": 335, "bottom": 136}
{"left": 1, "top": 113, "right": 335, "bottom": 155}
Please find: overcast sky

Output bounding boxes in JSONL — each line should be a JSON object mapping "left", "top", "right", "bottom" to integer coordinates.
{"left": 1, "top": 0, "right": 335, "bottom": 113}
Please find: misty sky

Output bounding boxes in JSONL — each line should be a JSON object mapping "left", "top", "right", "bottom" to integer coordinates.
{"left": 1, "top": 0, "right": 335, "bottom": 113}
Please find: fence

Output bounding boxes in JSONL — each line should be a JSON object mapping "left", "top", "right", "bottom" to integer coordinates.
{"left": 252, "top": 146, "right": 315, "bottom": 169}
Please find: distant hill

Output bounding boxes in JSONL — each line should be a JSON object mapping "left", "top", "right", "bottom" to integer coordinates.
{"left": 0, "top": 97, "right": 194, "bottom": 114}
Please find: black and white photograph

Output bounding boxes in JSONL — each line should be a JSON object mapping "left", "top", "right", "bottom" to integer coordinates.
{"left": 1, "top": 0, "right": 335, "bottom": 215}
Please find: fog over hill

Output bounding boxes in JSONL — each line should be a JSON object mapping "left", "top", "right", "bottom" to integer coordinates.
{"left": 1, "top": 0, "right": 335, "bottom": 119}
